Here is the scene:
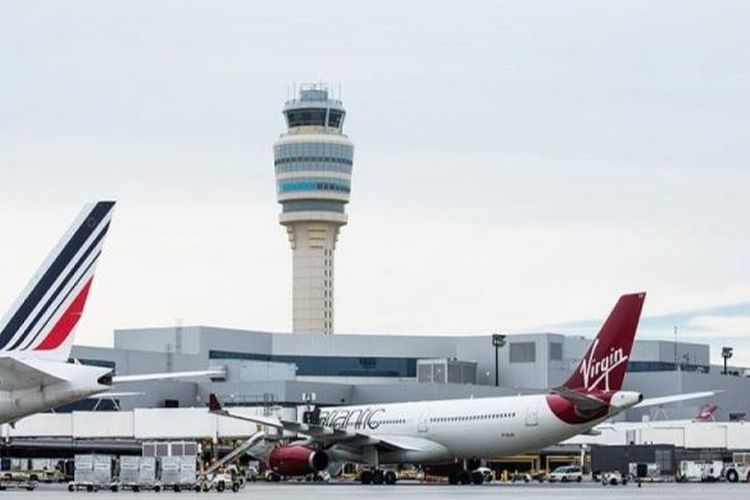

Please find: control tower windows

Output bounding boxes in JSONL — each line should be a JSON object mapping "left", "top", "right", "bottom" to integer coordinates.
{"left": 327, "top": 110, "right": 344, "bottom": 129}
{"left": 286, "top": 108, "right": 327, "bottom": 127}
{"left": 278, "top": 178, "right": 351, "bottom": 194}
{"left": 274, "top": 142, "right": 354, "bottom": 161}
{"left": 282, "top": 201, "right": 345, "bottom": 213}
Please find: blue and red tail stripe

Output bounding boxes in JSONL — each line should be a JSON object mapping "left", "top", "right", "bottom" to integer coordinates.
{"left": 0, "top": 201, "right": 115, "bottom": 353}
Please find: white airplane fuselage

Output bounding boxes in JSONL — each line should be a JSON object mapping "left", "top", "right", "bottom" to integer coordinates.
{"left": 0, "top": 361, "right": 111, "bottom": 425}
{"left": 319, "top": 391, "right": 641, "bottom": 465}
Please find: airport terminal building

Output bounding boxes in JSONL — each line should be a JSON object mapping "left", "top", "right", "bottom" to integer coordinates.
{"left": 69, "top": 326, "right": 750, "bottom": 423}
{"left": 56, "top": 84, "right": 746, "bottom": 425}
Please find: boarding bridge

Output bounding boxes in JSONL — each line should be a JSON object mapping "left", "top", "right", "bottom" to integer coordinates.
{"left": 564, "top": 421, "right": 750, "bottom": 450}
{"left": 1, "top": 407, "right": 293, "bottom": 441}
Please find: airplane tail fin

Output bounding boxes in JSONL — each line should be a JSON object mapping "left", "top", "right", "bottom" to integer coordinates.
{"left": 0, "top": 201, "right": 115, "bottom": 361}
{"left": 563, "top": 293, "right": 646, "bottom": 393}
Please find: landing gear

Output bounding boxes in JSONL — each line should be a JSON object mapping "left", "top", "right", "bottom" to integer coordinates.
{"left": 360, "top": 469, "right": 397, "bottom": 485}
{"left": 361, "top": 470, "right": 373, "bottom": 485}
{"left": 447, "top": 460, "right": 486, "bottom": 486}
{"left": 448, "top": 470, "right": 473, "bottom": 485}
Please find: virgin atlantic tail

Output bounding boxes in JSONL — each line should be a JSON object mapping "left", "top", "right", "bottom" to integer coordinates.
{"left": 563, "top": 293, "right": 646, "bottom": 393}
{"left": 0, "top": 202, "right": 115, "bottom": 361}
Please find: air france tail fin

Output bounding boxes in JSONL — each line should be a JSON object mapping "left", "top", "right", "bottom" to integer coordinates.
{"left": 563, "top": 293, "right": 645, "bottom": 393}
{"left": 0, "top": 202, "right": 115, "bottom": 361}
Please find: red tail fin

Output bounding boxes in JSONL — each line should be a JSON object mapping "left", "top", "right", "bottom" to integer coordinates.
{"left": 208, "top": 393, "right": 223, "bottom": 412}
{"left": 564, "top": 293, "right": 646, "bottom": 393}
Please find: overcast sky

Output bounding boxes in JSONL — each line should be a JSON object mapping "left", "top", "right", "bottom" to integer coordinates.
{"left": 1, "top": 1, "right": 748, "bottom": 365}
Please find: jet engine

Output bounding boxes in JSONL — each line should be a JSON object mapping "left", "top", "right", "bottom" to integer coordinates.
{"left": 268, "top": 445, "right": 330, "bottom": 476}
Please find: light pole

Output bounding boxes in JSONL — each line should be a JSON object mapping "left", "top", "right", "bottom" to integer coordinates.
{"left": 492, "top": 334, "right": 506, "bottom": 387}
{"left": 722, "top": 347, "right": 733, "bottom": 375}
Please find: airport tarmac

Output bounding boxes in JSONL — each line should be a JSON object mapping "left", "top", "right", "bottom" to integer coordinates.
{"left": 5, "top": 481, "right": 748, "bottom": 499}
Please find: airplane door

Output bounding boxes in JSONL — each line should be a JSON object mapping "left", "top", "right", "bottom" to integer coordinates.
{"left": 418, "top": 414, "right": 429, "bottom": 433}
{"left": 525, "top": 401, "right": 539, "bottom": 427}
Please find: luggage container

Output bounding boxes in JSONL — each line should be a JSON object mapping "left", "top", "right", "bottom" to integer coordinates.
{"left": 93, "top": 455, "right": 115, "bottom": 490}
{"left": 158, "top": 456, "right": 190, "bottom": 492}
{"left": 117, "top": 456, "right": 160, "bottom": 492}
{"left": 68, "top": 454, "right": 116, "bottom": 492}
{"left": 158, "top": 455, "right": 198, "bottom": 492}
{"left": 139, "top": 456, "right": 158, "bottom": 489}
{"left": 179, "top": 456, "right": 197, "bottom": 486}
{"left": 118, "top": 456, "right": 140, "bottom": 491}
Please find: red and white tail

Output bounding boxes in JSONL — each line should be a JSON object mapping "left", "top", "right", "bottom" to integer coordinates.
{"left": 0, "top": 202, "right": 115, "bottom": 361}
{"left": 563, "top": 293, "right": 646, "bottom": 393}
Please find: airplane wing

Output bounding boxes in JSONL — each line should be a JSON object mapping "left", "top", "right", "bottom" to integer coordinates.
{"left": 634, "top": 391, "right": 720, "bottom": 409}
{"left": 112, "top": 369, "right": 224, "bottom": 384}
{"left": 0, "top": 356, "right": 69, "bottom": 391}
{"left": 208, "top": 394, "right": 430, "bottom": 452}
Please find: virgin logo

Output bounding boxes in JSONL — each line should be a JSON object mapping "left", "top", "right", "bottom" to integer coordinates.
{"left": 579, "top": 339, "right": 629, "bottom": 391}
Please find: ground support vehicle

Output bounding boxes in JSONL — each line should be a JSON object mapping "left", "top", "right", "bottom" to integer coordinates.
{"left": 601, "top": 470, "right": 629, "bottom": 486}
{"left": 724, "top": 463, "right": 750, "bottom": 483}
{"left": 547, "top": 465, "right": 583, "bottom": 483}
{"left": 628, "top": 462, "right": 662, "bottom": 482}
{"left": 0, "top": 479, "right": 37, "bottom": 491}
{"left": 198, "top": 471, "right": 243, "bottom": 492}
{"left": 677, "top": 460, "right": 723, "bottom": 483}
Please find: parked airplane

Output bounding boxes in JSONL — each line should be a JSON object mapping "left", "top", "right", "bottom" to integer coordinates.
{"left": 695, "top": 404, "right": 719, "bottom": 422}
{"left": 210, "top": 292, "right": 716, "bottom": 484}
{"left": 0, "top": 201, "right": 219, "bottom": 425}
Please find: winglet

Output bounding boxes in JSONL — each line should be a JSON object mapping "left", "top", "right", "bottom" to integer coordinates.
{"left": 209, "top": 393, "right": 223, "bottom": 412}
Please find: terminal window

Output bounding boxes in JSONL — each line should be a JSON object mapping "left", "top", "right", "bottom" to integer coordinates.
{"left": 549, "top": 342, "right": 563, "bottom": 361}
{"left": 510, "top": 342, "right": 536, "bottom": 363}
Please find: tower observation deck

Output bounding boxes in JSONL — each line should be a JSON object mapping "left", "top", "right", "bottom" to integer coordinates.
{"left": 273, "top": 84, "right": 354, "bottom": 335}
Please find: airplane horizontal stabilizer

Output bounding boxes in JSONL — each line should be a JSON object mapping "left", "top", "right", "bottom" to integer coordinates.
{"left": 0, "top": 356, "right": 70, "bottom": 391}
{"left": 112, "top": 369, "right": 224, "bottom": 384}
{"left": 550, "top": 386, "right": 609, "bottom": 411}
{"left": 86, "top": 392, "right": 145, "bottom": 399}
{"left": 634, "top": 391, "right": 720, "bottom": 409}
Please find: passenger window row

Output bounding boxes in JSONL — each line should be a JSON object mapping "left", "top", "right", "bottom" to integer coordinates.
{"left": 376, "top": 419, "right": 406, "bottom": 426}
{"left": 429, "top": 412, "right": 516, "bottom": 423}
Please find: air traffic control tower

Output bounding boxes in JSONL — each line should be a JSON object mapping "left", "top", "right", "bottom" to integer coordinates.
{"left": 273, "top": 84, "right": 354, "bottom": 335}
